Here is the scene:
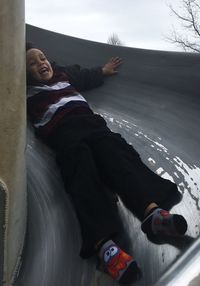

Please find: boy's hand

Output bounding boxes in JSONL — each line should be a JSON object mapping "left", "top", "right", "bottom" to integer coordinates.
{"left": 102, "top": 57, "right": 123, "bottom": 76}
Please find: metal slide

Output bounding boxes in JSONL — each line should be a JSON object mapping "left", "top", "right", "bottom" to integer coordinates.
{"left": 15, "top": 24, "right": 200, "bottom": 286}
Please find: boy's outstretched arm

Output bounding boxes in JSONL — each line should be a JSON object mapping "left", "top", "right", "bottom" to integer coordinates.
{"left": 102, "top": 57, "right": 123, "bottom": 76}
{"left": 64, "top": 57, "right": 123, "bottom": 91}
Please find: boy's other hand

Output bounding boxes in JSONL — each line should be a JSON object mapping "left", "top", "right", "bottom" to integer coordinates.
{"left": 102, "top": 57, "right": 123, "bottom": 76}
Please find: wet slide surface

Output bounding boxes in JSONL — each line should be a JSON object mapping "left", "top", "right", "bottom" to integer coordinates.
{"left": 16, "top": 24, "right": 200, "bottom": 286}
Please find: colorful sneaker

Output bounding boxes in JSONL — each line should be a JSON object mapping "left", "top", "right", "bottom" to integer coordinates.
{"left": 98, "top": 240, "right": 141, "bottom": 284}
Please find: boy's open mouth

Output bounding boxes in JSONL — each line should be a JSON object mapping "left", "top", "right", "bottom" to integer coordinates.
{"left": 39, "top": 67, "right": 49, "bottom": 75}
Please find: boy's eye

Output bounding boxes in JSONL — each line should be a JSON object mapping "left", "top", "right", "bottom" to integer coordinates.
{"left": 29, "top": 61, "right": 36, "bottom": 66}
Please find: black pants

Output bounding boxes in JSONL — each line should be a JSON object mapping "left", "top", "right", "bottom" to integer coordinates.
{"left": 46, "top": 113, "right": 180, "bottom": 258}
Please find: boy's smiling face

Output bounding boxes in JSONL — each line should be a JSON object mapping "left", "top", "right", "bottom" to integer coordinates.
{"left": 26, "top": 48, "right": 53, "bottom": 83}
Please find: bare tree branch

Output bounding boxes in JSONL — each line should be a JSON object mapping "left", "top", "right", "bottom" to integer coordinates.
{"left": 167, "top": 0, "right": 200, "bottom": 52}
{"left": 187, "top": 0, "right": 200, "bottom": 36}
{"left": 165, "top": 27, "right": 200, "bottom": 52}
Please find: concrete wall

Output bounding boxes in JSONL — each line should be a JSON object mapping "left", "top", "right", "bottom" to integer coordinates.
{"left": 0, "top": 0, "right": 26, "bottom": 285}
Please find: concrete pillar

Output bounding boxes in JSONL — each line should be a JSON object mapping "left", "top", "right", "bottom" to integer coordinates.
{"left": 0, "top": 0, "right": 26, "bottom": 285}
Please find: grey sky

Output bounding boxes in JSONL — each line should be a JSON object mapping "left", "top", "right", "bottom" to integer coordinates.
{"left": 26, "top": 0, "right": 184, "bottom": 51}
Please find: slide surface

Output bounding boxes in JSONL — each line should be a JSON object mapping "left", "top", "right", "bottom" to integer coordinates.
{"left": 15, "top": 24, "right": 200, "bottom": 286}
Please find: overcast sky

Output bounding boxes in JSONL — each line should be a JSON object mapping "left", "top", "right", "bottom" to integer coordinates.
{"left": 25, "top": 0, "right": 184, "bottom": 52}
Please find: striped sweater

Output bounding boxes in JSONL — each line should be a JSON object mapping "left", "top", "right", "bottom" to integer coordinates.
{"left": 27, "top": 64, "right": 104, "bottom": 138}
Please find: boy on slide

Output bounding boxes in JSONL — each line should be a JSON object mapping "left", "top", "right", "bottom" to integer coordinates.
{"left": 26, "top": 43, "right": 187, "bottom": 284}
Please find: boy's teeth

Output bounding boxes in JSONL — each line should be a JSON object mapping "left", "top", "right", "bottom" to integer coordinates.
{"left": 40, "top": 68, "right": 48, "bottom": 74}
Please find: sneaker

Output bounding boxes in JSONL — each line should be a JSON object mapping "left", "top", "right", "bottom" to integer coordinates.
{"left": 141, "top": 208, "right": 188, "bottom": 237}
